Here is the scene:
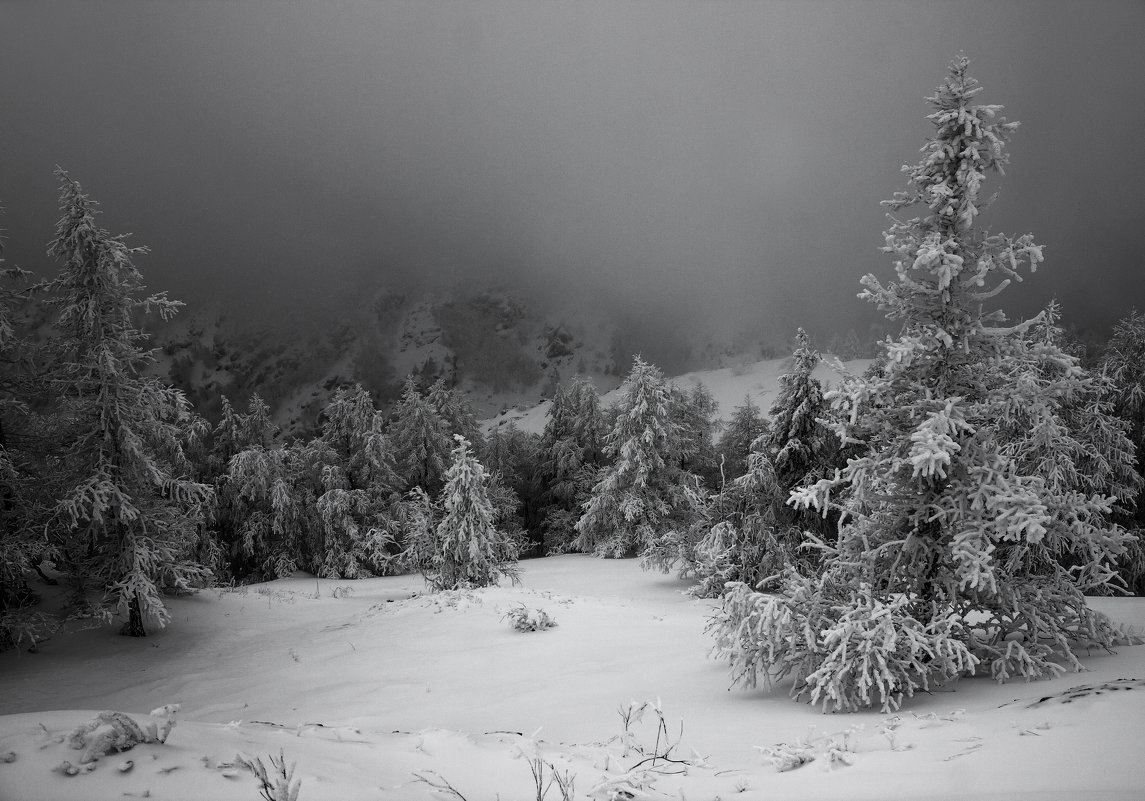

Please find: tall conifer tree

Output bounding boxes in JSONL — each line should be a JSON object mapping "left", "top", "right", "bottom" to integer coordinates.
{"left": 422, "top": 435, "right": 519, "bottom": 590}
{"left": 574, "top": 358, "right": 695, "bottom": 558}
{"left": 44, "top": 169, "right": 212, "bottom": 636}
{"left": 712, "top": 57, "right": 1140, "bottom": 711}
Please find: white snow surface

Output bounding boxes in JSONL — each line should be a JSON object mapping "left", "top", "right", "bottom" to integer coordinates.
{"left": 1, "top": 557, "right": 1143, "bottom": 800}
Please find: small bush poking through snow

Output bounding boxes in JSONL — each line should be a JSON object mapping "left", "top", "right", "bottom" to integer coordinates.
{"left": 504, "top": 604, "right": 557, "bottom": 632}
{"left": 236, "top": 749, "right": 301, "bottom": 801}
{"left": 66, "top": 705, "right": 180, "bottom": 765}
{"left": 756, "top": 724, "right": 863, "bottom": 772}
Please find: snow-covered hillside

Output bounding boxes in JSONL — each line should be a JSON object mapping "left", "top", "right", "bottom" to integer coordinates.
{"left": 486, "top": 354, "right": 872, "bottom": 436}
{"left": 1, "top": 557, "right": 1142, "bottom": 801}
{"left": 154, "top": 287, "right": 630, "bottom": 436}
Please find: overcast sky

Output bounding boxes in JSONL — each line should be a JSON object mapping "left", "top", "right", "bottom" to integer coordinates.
{"left": 2, "top": 1, "right": 1143, "bottom": 349}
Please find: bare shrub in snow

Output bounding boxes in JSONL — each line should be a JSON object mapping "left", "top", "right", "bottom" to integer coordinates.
{"left": 504, "top": 603, "right": 557, "bottom": 632}
{"left": 67, "top": 704, "right": 179, "bottom": 764}
{"left": 236, "top": 749, "right": 301, "bottom": 801}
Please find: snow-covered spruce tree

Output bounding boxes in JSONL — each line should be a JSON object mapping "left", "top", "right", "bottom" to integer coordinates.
{"left": 693, "top": 340, "right": 839, "bottom": 599}
{"left": 311, "top": 385, "right": 403, "bottom": 578}
{"left": 573, "top": 357, "right": 702, "bottom": 565}
{"left": 223, "top": 387, "right": 403, "bottom": 580}
{"left": 43, "top": 169, "right": 212, "bottom": 636}
{"left": 715, "top": 396, "right": 769, "bottom": 485}
{"left": 1098, "top": 309, "right": 1145, "bottom": 591}
{"left": 765, "top": 329, "right": 837, "bottom": 491}
{"left": 388, "top": 376, "right": 453, "bottom": 495}
{"left": 671, "top": 381, "right": 721, "bottom": 489}
{"left": 691, "top": 437, "right": 802, "bottom": 598}
{"left": 414, "top": 435, "right": 520, "bottom": 591}
{"left": 426, "top": 378, "right": 483, "bottom": 452}
{"left": 207, "top": 393, "right": 281, "bottom": 580}
{"left": 480, "top": 424, "right": 539, "bottom": 553}
{"left": 710, "top": 56, "right": 1139, "bottom": 711}
{"left": 567, "top": 374, "right": 606, "bottom": 464}
{"left": 223, "top": 442, "right": 320, "bottom": 580}
{"left": 0, "top": 210, "right": 50, "bottom": 644}
{"left": 1102, "top": 310, "right": 1145, "bottom": 490}
{"left": 763, "top": 328, "right": 845, "bottom": 544}
{"left": 533, "top": 376, "right": 606, "bottom": 552}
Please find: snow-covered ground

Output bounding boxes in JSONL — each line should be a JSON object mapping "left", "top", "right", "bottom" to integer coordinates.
{"left": 1, "top": 556, "right": 1143, "bottom": 801}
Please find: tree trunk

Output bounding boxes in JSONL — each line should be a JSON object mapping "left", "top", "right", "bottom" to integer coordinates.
{"left": 123, "top": 592, "right": 147, "bottom": 637}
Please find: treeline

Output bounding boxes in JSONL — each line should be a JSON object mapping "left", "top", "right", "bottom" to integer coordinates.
{"left": 0, "top": 168, "right": 831, "bottom": 644}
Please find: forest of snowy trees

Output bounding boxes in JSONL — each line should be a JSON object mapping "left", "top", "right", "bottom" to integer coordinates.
{"left": 2, "top": 57, "right": 1144, "bottom": 711}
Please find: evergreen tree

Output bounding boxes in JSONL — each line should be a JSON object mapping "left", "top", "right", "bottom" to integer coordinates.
{"left": 716, "top": 396, "right": 769, "bottom": 485}
{"left": 223, "top": 387, "right": 402, "bottom": 580}
{"left": 765, "top": 329, "right": 835, "bottom": 490}
{"left": 1097, "top": 309, "right": 1145, "bottom": 591}
{"left": 311, "top": 385, "right": 402, "bottom": 578}
{"left": 566, "top": 375, "right": 606, "bottom": 464}
{"left": 417, "top": 435, "right": 520, "bottom": 591}
{"left": 671, "top": 381, "right": 721, "bottom": 488}
{"left": 242, "top": 392, "right": 277, "bottom": 449}
{"left": 1102, "top": 309, "right": 1145, "bottom": 486}
{"left": 0, "top": 208, "right": 48, "bottom": 643}
{"left": 43, "top": 169, "right": 212, "bottom": 636}
{"left": 763, "top": 328, "right": 845, "bottom": 544}
{"left": 691, "top": 440, "right": 797, "bottom": 598}
{"left": 388, "top": 376, "right": 452, "bottom": 494}
{"left": 427, "top": 378, "right": 483, "bottom": 452}
{"left": 209, "top": 395, "right": 245, "bottom": 480}
{"left": 573, "top": 357, "right": 699, "bottom": 561}
{"left": 533, "top": 376, "right": 606, "bottom": 553}
{"left": 207, "top": 393, "right": 281, "bottom": 580}
{"left": 223, "top": 443, "right": 315, "bottom": 581}
{"left": 480, "top": 424, "right": 540, "bottom": 553}
{"left": 711, "top": 57, "right": 1140, "bottom": 711}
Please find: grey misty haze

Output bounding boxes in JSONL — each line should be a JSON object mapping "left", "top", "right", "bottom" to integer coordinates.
{"left": 2, "top": 1, "right": 1143, "bottom": 354}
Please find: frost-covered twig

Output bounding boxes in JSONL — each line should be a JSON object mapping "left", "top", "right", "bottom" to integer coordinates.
{"left": 236, "top": 749, "right": 301, "bottom": 801}
{"left": 412, "top": 770, "right": 469, "bottom": 800}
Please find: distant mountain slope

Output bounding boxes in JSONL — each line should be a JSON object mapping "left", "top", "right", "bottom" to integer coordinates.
{"left": 155, "top": 284, "right": 867, "bottom": 438}
{"left": 154, "top": 287, "right": 624, "bottom": 436}
{"left": 485, "top": 355, "right": 873, "bottom": 435}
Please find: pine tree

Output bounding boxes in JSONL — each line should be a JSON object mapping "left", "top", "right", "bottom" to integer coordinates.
{"left": 208, "top": 393, "right": 282, "bottom": 580}
{"left": 312, "top": 385, "right": 402, "bottom": 578}
{"left": 1098, "top": 309, "right": 1145, "bottom": 591}
{"left": 427, "top": 378, "right": 483, "bottom": 452}
{"left": 534, "top": 376, "right": 606, "bottom": 553}
{"left": 1102, "top": 309, "right": 1145, "bottom": 485}
{"left": 480, "top": 424, "right": 539, "bottom": 553}
{"left": 671, "top": 381, "right": 721, "bottom": 488}
{"left": 711, "top": 57, "right": 1140, "bottom": 711}
{"left": 716, "top": 396, "right": 769, "bottom": 485}
{"left": 765, "top": 329, "right": 836, "bottom": 490}
{"left": 222, "top": 387, "right": 403, "bottom": 580}
{"left": 388, "top": 376, "right": 452, "bottom": 494}
{"left": 43, "top": 169, "right": 212, "bottom": 636}
{"left": 419, "top": 435, "right": 520, "bottom": 591}
{"left": 223, "top": 443, "right": 314, "bottom": 580}
{"left": 573, "top": 357, "right": 699, "bottom": 561}
{"left": 0, "top": 207, "right": 47, "bottom": 641}
{"left": 692, "top": 439, "right": 795, "bottom": 598}
{"left": 242, "top": 392, "right": 277, "bottom": 449}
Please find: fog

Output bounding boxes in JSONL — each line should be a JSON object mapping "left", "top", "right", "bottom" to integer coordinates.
{"left": 2, "top": 1, "right": 1143, "bottom": 353}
